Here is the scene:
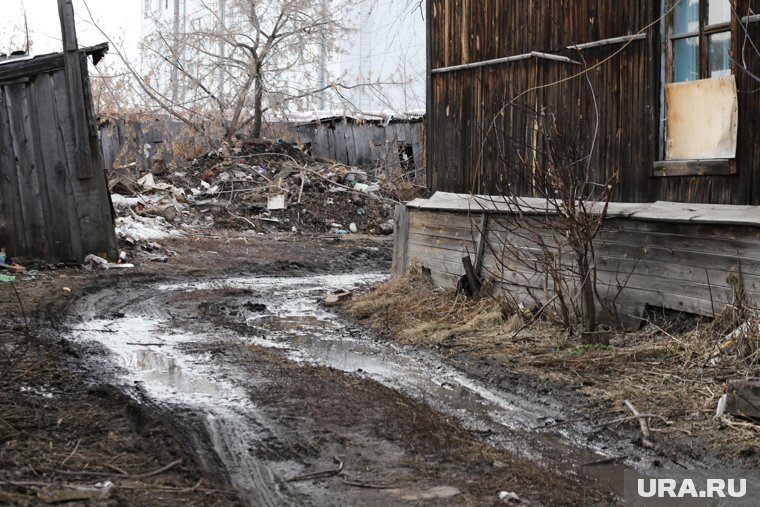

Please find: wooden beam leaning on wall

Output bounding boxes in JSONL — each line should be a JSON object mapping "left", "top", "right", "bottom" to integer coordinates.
{"left": 58, "top": 0, "right": 93, "bottom": 180}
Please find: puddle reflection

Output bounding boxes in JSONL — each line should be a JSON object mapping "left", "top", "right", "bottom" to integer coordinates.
{"left": 124, "top": 349, "right": 224, "bottom": 396}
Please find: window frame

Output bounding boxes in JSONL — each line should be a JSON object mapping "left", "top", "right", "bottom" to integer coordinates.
{"left": 655, "top": 0, "right": 737, "bottom": 177}
{"left": 667, "top": 0, "right": 733, "bottom": 82}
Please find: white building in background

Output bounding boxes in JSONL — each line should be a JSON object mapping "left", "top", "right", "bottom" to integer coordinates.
{"left": 335, "top": 0, "right": 425, "bottom": 113}
{"left": 139, "top": 0, "right": 425, "bottom": 116}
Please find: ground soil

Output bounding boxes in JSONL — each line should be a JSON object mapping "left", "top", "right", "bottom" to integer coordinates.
{"left": 11, "top": 227, "right": 756, "bottom": 506}
{"left": 0, "top": 231, "right": 629, "bottom": 506}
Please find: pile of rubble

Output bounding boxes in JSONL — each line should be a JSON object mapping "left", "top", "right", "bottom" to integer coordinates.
{"left": 109, "top": 140, "right": 426, "bottom": 246}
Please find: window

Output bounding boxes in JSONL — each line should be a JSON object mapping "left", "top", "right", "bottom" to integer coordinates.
{"left": 670, "top": 0, "right": 732, "bottom": 82}
{"left": 656, "top": 0, "right": 738, "bottom": 174}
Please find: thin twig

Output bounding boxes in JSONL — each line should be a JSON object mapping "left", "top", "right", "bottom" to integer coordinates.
{"left": 58, "top": 459, "right": 181, "bottom": 479}
{"left": 595, "top": 413, "right": 674, "bottom": 429}
{"left": 341, "top": 478, "right": 397, "bottom": 489}
{"left": 60, "top": 438, "right": 81, "bottom": 467}
{"left": 624, "top": 399, "right": 655, "bottom": 450}
{"left": 288, "top": 457, "right": 344, "bottom": 483}
{"left": 226, "top": 209, "right": 257, "bottom": 229}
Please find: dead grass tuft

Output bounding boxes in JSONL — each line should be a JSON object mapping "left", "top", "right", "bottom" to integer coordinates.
{"left": 347, "top": 267, "right": 512, "bottom": 346}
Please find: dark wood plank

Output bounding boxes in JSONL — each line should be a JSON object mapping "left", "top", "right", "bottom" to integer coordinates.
{"left": 58, "top": 0, "right": 93, "bottom": 180}
{"left": 5, "top": 82, "right": 48, "bottom": 256}
{"left": 0, "top": 86, "right": 24, "bottom": 256}
{"left": 653, "top": 159, "right": 735, "bottom": 177}
{"left": 30, "top": 72, "right": 74, "bottom": 260}
{"left": 51, "top": 69, "right": 85, "bottom": 259}
{"left": 392, "top": 204, "right": 410, "bottom": 276}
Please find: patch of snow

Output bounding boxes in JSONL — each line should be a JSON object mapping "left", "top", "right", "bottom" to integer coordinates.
{"left": 115, "top": 216, "right": 182, "bottom": 241}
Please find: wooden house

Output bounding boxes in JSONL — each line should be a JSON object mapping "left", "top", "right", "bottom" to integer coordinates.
{"left": 394, "top": 1, "right": 760, "bottom": 324}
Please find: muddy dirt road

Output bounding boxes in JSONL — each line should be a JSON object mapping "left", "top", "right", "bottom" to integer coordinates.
{"left": 1, "top": 233, "right": 682, "bottom": 505}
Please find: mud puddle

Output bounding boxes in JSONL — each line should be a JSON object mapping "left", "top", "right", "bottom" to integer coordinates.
{"left": 70, "top": 273, "right": 661, "bottom": 501}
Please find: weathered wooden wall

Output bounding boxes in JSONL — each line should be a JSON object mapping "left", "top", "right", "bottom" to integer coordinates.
{"left": 275, "top": 119, "right": 425, "bottom": 175}
{"left": 99, "top": 116, "right": 191, "bottom": 175}
{"left": 396, "top": 193, "right": 760, "bottom": 323}
{"left": 427, "top": 0, "right": 760, "bottom": 204}
{"left": 0, "top": 46, "right": 116, "bottom": 261}
{"left": 99, "top": 117, "right": 425, "bottom": 178}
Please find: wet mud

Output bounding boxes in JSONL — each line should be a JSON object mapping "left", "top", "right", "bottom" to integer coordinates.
{"left": 62, "top": 268, "right": 706, "bottom": 505}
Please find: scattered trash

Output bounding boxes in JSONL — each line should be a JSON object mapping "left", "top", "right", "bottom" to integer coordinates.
{"left": 377, "top": 220, "right": 394, "bottom": 235}
{"left": 0, "top": 249, "right": 5, "bottom": 264}
{"left": 106, "top": 139, "right": 421, "bottom": 238}
{"left": 117, "top": 251, "right": 128, "bottom": 264}
{"left": 0, "top": 262, "right": 26, "bottom": 273}
{"left": 498, "top": 491, "right": 521, "bottom": 503}
{"left": 324, "top": 290, "right": 353, "bottom": 306}
{"left": 150, "top": 256, "right": 169, "bottom": 263}
{"left": 105, "top": 263, "right": 135, "bottom": 269}
{"left": 38, "top": 480, "right": 113, "bottom": 503}
{"left": 267, "top": 194, "right": 288, "bottom": 210}
{"left": 0, "top": 274, "right": 16, "bottom": 283}
{"left": 335, "top": 229, "right": 350, "bottom": 235}
{"left": 84, "top": 254, "right": 109, "bottom": 269}
{"left": 392, "top": 486, "right": 462, "bottom": 501}
{"left": 62, "top": 287, "right": 71, "bottom": 293}
{"left": 715, "top": 392, "right": 727, "bottom": 420}
{"left": 349, "top": 222, "right": 358, "bottom": 233}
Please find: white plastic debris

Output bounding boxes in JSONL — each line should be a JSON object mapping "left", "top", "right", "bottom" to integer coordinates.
{"left": 110, "top": 194, "right": 142, "bottom": 209}
{"left": 84, "top": 254, "right": 108, "bottom": 269}
{"left": 267, "top": 194, "right": 287, "bottom": 210}
{"left": 349, "top": 222, "right": 358, "bottom": 233}
{"left": 499, "top": 491, "right": 520, "bottom": 503}
{"left": 115, "top": 216, "right": 182, "bottom": 241}
{"left": 715, "top": 393, "right": 728, "bottom": 419}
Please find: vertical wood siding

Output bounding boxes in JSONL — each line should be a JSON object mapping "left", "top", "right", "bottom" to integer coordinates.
{"left": 0, "top": 51, "right": 116, "bottom": 261}
{"left": 428, "top": 0, "right": 760, "bottom": 204}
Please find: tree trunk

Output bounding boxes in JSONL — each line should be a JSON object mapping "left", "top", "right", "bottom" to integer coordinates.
{"left": 252, "top": 72, "right": 263, "bottom": 139}
{"left": 578, "top": 253, "right": 596, "bottom": 332}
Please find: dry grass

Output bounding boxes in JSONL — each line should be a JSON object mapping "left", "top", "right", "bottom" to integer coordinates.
{"left": 347, "top": 271, "right": 760, "bottom": 464}
{"left": 348, "top": 267, "right": 518, "bottom": 346}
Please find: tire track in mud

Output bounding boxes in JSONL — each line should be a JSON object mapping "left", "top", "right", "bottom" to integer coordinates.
{"left": 204, "top": 410, "right": 286, "bottom": 507}
{"left": 70, "top": 280, "right": 294, "bottom": 507}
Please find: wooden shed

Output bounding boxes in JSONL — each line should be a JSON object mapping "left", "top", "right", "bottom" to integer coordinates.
{"left": 393, "top": 1, "right": 760, "bottom": 324}
{"left": 0, "top": 44, "right": 117, "bottom": 261}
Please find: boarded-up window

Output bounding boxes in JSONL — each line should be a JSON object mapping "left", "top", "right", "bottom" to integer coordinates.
{"left": 665, "top": 75, "right": 737, "bottom": 160}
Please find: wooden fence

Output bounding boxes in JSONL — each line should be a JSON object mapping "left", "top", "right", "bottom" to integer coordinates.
{"left": 98, "top": 115, "right": 425, "bottom": 177}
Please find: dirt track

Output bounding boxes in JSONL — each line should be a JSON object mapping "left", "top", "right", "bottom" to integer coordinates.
{"left": 1, "top": 232, "right": 662, "bottom": 506}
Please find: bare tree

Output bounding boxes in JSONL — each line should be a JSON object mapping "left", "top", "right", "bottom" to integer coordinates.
{"left": 85, "top": 0, "right": 366, "bottom": 143}
{"left": 0, "top": 5, "right": 30, "bottom": 57}
{"left": 475, "top": 80, "right": 621, "bottom": 336}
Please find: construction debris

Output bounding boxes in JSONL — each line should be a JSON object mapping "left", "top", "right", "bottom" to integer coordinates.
{"left": 107, "top": 139, "right": 427, "bottom": 241}
{"left": 324, "top": 290, "right": 353, "bottom": 306}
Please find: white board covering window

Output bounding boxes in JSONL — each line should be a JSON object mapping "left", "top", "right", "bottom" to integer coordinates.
{"left": 664, "top": 75, "right": 738, "bottom": 160}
